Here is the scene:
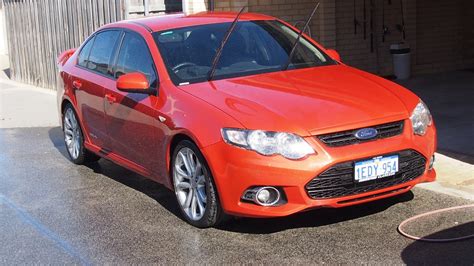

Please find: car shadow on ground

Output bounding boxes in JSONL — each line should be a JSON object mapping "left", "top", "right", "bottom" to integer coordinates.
{"left": 401, "top": 222, "right": 474, "bottom": 265}
{"left": 48, "top": 126, "right": 414, "bottom": 234}
{"left": 48, "top": 126, "right": 182, "bottom": 217}
{"left": 217, "top": 192, "right": 413, "bottom": 234}
{"left": 49, "top": 126, "right": 70, "bottom": 160}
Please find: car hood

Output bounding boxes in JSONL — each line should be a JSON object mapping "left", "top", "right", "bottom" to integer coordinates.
{"left": 181, "top": 65, "right": 415, "bottom": 136}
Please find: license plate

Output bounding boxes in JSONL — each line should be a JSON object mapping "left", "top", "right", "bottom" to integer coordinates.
{"left": 354, "top": 155, "right": 399, "bottom": 183}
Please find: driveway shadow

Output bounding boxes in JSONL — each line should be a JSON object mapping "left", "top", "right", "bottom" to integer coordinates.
{"left": 217, "top": 192, "right": 413, "bottom": 234}
{"left": 48, "top": 126, "right": 414, "bottom": 233}
{"left": 49, "top": 126, "right": 70, "bottom": 160}
{"left": 401, "top": 222, "right": 474, "bottom": 265}
{"left": 48, "top": 126, "right": 182, "bottom": 218}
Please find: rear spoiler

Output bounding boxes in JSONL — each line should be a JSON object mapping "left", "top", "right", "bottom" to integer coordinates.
{"left": 57, "top": 48, "right": 77, "bottom": 67}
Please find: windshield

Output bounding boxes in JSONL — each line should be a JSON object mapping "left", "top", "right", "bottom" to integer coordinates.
{"left": 153, "top": 20, "right": 335, "bottom": 85}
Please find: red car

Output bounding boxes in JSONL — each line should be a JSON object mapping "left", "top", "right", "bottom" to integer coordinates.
{"left": 57, "top": 12, "right": 436, "bottom": 228}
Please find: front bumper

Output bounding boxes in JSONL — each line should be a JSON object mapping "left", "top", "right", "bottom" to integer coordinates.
{"left": 201, "top": 119, "right": 437, "bottom": 218}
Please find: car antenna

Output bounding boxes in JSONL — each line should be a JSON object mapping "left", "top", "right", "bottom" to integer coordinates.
{"left": 207, "top": 6, "right": 247, "bottom": 81}
{"left": 281, "top": 2, "right": 320, "bottom": 71}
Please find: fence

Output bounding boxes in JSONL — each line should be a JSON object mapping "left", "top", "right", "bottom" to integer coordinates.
{"left": 3, "top": 0, "right": 181, "bottom": 90}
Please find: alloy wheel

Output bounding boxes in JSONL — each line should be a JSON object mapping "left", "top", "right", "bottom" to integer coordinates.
{"left": 64, "top": 108, "right": 81, "bottom": 160}
{"left": 173, "top": 147, "right": 207, "bottom": 221}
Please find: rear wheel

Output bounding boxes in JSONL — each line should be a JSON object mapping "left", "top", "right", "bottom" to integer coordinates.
{"left": 171, "top": 140, "right": 224, "bottom": 228}
{"left": 63, "top": 104, "right": 100, "bottom": 164}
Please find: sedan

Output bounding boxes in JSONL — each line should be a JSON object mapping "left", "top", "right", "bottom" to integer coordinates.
{"left": 57, "top": 12, "right": 436, "bottom": 228}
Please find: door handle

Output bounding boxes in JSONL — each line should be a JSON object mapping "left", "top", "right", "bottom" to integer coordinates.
{"left": 105, "top": 93, "right": 117, "bottom": 104}
{"left": 72, "top": 80, "right": 82, "bottom": 90}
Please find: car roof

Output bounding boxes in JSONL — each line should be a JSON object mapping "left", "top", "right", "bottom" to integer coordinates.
{"left": 108, "top": 11, "right": 277, "bottom": 32}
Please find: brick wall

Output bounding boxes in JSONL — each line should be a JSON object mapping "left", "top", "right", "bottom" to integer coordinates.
{"left": 334, "top": 0, "right": 417, "bottom": 75}
{"left": 415, "top": 0, "right": 474, "bottom": 74}
{"left": 211, "top": 0, "right": 410, "bottom": 75}
{"left": 188, "top": 0, "right": 474, "bottom": 76}
{"left": 213, "top": 0, "right": 335, "bottom": 49}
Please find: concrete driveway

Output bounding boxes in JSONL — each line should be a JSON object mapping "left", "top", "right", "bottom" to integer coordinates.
{"left": 1, "top": 127, "right": 472, "bottom": 264}
{"left": 0, "top": 72, "right": 473, "bottom": 264}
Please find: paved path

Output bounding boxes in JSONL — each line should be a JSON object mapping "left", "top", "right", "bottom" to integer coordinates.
{"left": 0, "top": 79, "right": 58, "bottom": 128}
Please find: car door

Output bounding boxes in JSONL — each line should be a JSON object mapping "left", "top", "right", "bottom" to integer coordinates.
{"left": 105, "top": 31, "right": 163, "bottom": 174}
{"left": 73, "top": 30, "right": 121, "bottom": 149}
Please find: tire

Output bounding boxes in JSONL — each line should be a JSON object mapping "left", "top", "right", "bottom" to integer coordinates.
{"left": 171, "top": 140, "right": 224, "bottom": 228}
{"left": 62, "top": 104, "right": 100, "bottom": 164}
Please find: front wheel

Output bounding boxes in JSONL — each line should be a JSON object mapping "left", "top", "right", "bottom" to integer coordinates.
{"left": 171, "top": 140, "right": 224, "bottom": 228}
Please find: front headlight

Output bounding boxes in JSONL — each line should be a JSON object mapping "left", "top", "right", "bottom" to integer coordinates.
{"left": 221, "top": 128, "right": 315, "bottom": 160}
{"left": 410, "top": 100, "right": 432, "bottom": 135}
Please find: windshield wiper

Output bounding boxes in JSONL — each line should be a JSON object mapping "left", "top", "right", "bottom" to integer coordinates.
{"left": 207, "top": 6, "right": 246, "bottom": 81}
{"left": 281, "top": 2, "right": 320, "bottom": 71}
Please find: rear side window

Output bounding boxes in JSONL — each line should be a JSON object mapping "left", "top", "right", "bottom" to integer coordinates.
{"left": 77, "top": 36, "right": 94, "bottom": 67}
{"left": 114, "top": 32, "right": 158, "bottom": 87}
{"left": 87, "top": 30, "right": 121, "bottom": 76}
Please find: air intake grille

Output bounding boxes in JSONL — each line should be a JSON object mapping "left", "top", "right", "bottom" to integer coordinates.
{"left": 317, "top": 120, "right": 404, "bottom": 147}
{"left": 305, "top": 149, "right": 426, "bottom": 199}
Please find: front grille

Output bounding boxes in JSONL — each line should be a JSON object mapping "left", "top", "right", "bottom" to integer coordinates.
{"left": 317, "top": 120, "right": 404, "bottom": 147}
{"left": 305, "top": 149, "right": 426, "bottom": 199}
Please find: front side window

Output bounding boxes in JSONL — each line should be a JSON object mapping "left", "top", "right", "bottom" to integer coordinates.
{"left": 77, "top": 36, "right": 95, "bottom": 68}
{"left": 114, "top": 32, "right": 158, "bottom": 87}
{"left": 153, "top": 20, "right": 334, "bottom": 85}
{"left": 87, "top": 30, "right": 121, "bottom": 76}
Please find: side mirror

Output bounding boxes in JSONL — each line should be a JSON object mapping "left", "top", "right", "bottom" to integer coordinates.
{"left": 326, "top": 49, "right": 341, "bottom": 62}
{"left": 117, "top": 72, "right": 152, "bottom": 94}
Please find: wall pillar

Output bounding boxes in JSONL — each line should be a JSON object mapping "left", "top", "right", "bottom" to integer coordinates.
{"left": 182, "top": 0, "right": 208, "bottom": 14}
{"left": 0, "top": 3, "right": 8, "bottom": 55}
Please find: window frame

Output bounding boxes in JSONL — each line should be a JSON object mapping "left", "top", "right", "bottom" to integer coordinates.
{"left": 77, "top": 35, "right": 96, "bottom": 68}
{"left": 75, "top": 28, "right": 160, "bottom": 96}
{"left": 75, "top": 28, "right": 123, "bottom": 80}
{"left": 153, "top": 20, "right": 336, "bottom": 86}
{"left": 110, "top": 29, "right": 160, "bottom": 89}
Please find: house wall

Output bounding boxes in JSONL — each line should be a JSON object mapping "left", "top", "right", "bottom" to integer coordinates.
{"left": 208, "top": 0, "right": 474, "bottom": 76}
{"left": 183, "top": 0, "right": 208, "bottom": 14}
{"left": 4, "top": 0, "right": 473, "bottom": 90}
{"left": 128, "top": 0, "right": 182, "bottom": 18}
{"left": 334, "top": 0, "right": 416, "bottom": 75}
{"left": 415, "top": 0, "right": 474, "bottom": 74}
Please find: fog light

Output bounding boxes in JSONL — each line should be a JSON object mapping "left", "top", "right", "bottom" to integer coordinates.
{"left": 429, "top": 155, "right": 435, "bottom": 170}
{"left": 255, "top": 187, "right": 280, "bottom": 206}
{"left": 242, "top": 186, "right": 281, "bottom": 206}
{"left": 257, "top": 189, "right": 270, "bottom": 203}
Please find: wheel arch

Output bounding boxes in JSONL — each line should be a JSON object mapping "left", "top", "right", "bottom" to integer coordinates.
{"left": 59, "top": 98, "right": 74, "bottom": 129}
{"left": 61, "top": 98, "right": 73, "bottom": 114}
{"left": 165, "top": 132, "right": 199, "bottom": 189}
{"left": 166, "top": 132, "right": 226, "bottom": 223}
{"left": 60, "top": 98, "right": 78, "bottom": 127}
{"left": 165, "top": 131, "right": 222, "bottom": 193}
{"left": 60, "top": 98, "right": 90, "bottom": 145}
